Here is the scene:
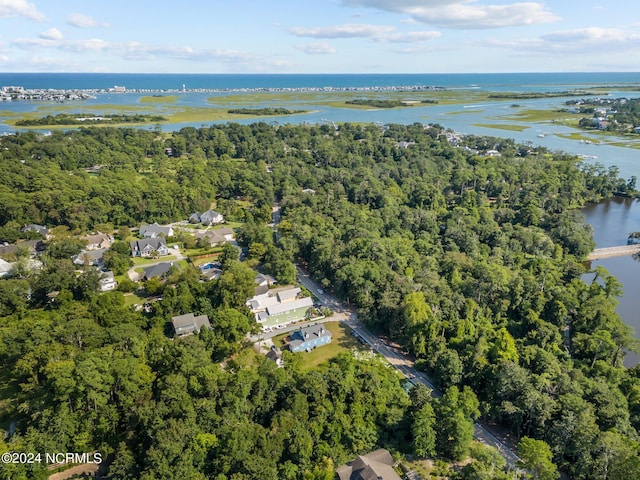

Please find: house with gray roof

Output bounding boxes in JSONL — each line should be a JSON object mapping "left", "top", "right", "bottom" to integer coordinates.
{"left": 139, "top": 222, "right": 174, "bottom": 238}
{"left": 143, "top": 262, "right": 174, "bottom": 280}
{"left": 288, "top": 324, "right": 332, "bottom": 352}
{"left": 81, "top": 233, "right": 113, "bottom": 250}
{"left": 0, "top": 258, "right": 13, "bottom": 278}
{"left": 130, "top": 238, "right": 169, "bottom": 257}
{"left": 99, "top": 271, "right": 117, "bottom": 291}
{"left": 72, "top": 248, "right": 107, "bottom": 266}
{"left": 171, "top": 312, "right": 211, "bottom": 337}
{"left": 21, "top": 224, "right": 49, "bottom": 238}
{"left": 336, "top": 449, "right": 401, "bottom": 480}
{"left": 190, "top": 209, "right": 224, "bottom": 225}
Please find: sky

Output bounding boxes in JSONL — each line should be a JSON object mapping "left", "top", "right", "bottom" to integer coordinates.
{"left": 0, "top": 0, "right": 639, "bottom": 73}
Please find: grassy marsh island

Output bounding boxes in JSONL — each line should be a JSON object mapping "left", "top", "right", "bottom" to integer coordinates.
{"left": 139, "top": 95, "right": 181, "bottom": 103}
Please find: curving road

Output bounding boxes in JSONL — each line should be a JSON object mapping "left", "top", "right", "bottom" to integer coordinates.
{"left": 295, "top": 267, "right": 522, "bottom": 469}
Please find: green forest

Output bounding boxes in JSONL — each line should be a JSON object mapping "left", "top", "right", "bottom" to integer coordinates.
{"left": 1, "top": 123, "right": 640, "bottom": 479}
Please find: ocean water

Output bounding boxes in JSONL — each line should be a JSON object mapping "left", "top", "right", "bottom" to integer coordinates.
{"left": 1, "top": 72, "right": 639, "bottom": 91}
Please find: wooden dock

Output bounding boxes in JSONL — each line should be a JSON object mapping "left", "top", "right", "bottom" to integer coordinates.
{"left": 587, "top": 244, "right": 640, "bottom": 260}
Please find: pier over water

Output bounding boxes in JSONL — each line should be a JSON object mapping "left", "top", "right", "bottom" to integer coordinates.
{"left": 587, "top": 244, "right": 640, "bottom": 260}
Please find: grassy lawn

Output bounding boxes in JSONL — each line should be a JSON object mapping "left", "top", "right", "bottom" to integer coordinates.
{"left": 131, "top": 255, "right": 178, "bottom": 266}
{"left": 273, "top": 322, "right": 368, "bottom": 370}
{"left": 123, "top": 291, "right": 148, "bottom": 307}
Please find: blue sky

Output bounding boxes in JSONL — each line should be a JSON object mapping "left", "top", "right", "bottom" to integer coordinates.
{"left": 0, "top": 0, "right": 638, "bottom": 73}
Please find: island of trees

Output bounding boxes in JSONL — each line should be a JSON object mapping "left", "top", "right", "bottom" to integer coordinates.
{"left": 227, "top": 107, "right": 307, "bottom": 116}
{"left": 345, "top": 99, "right": 437, "bottom": 108}
{"left": 0, "top": 123, "right": 639, "bottom": 479}
{"left": 14, "top": 113, "right": 168, "bottom": 126}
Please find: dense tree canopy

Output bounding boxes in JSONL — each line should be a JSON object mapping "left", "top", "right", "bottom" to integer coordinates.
{"left": 0, "top": 122, "right": 638, "bottom": 478}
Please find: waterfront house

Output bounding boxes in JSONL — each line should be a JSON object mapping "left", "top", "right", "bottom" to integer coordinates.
{"left": 171, "top": 312, "right": 210, "bottom": 337}
{"left": 130, "top": 238, "right": 169, "bottom": 257}
{"left": 288, "top": 325, "right": 332, "bottom": 352}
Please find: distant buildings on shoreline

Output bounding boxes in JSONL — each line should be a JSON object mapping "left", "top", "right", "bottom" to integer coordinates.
{"left": 1, "top": 83, "right": 446, "bottom": 102}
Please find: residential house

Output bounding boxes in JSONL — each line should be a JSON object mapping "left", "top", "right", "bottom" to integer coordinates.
{"left": 255, "top": 273, "right": 276, "bottom": 287}
{"left": 247, "top": 285, "right": 313, "bottom": 331}
{"left": 143, "top": 262, "right": 174, "bottom": 280}
{"left": 196, "top": 227, "right": 235, "bottom": 247}
{"left": 99, "top": 271, "right": 117, "bottom": 292}
{"left": 130, "top": 238, "right": 169, "bottom": 257}
{"left": 190, "top": 210, "right": 224, "bottom": 225}
{"left": 288, "top": 325, "right": 332, "bottom": 352}
{"left": 0, "top": 258, "right": 13, "bottom": 278}
{"left": 81, "top": 233, "right": 113, "bottom": 250}
{"left": 139, "top": 222, "right": 174, "bottom": 238}
{"left": 21, "top": 224, "right": 48, "bottom": 238}
{"left": 201, "top": 267, "right": 223, "bottom": 281}
{"left": 72, "top": 248, "right": 107, "bottom": 267}
{"left": 0, "top": 240, "right": 44, "bottom": 258}
{"left": 634, "top": 126, "right": 640, "bottom": 134}
{"left": 336, "top": 449, "right": 401, "bottom": 480}
{"left": 266, "top": 345, "right": 284, "bottom": 367}
{"left": 171, "top": 312, "right": 211, "bottom": 337}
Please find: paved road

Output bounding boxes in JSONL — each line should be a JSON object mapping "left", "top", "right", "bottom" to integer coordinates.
{"left": 295, "top": 267, "right": 522, "bottom": 469}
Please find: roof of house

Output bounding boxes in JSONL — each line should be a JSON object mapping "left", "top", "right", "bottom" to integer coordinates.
{"left": 73, "top": 248, "right": 107, "bottom": 265}
{"left": 139, "top": 222, "right": 173, "bottom": 237}
{"left": 289, "top": 324, "right": 331, "bottom": 349}
{"left": 266, "top": 345, "right": 283, "bottom": 361}
{"left": 171, "top": 313, "right": 211, "bottom": 336}
{"left": 336, "top": 449, "right": 400, "bottom": 480}
{"left": 81, "top": 233, "right": 112, "bottom": 246}
{"left": 0, "top": 240, "right": 42, "bottom": 257}
{"left": 130, "top": 237, "right": 168, "bottom": 253}
{"left": 277, "top": 287, "right": 301, "bottom": 302}
{"left": 199, "top": 210, "right": 224, "bottom": 224}
{"left": 198, "top": 231, "right": 227, "bottom": 245}
{"left": 21, "top": 224, "right": 48, "bottom": 236}
{"left": 100, "top": 271, "right": 115, "bottom": 284}
{"left": 266, "top": 296, "right": 313, "bottom": 316}
{"left": 143, "top": 262, "right": 173, "bottom": 279}
{"left": 0, "top": 258, "right": 13, "bottom": 274}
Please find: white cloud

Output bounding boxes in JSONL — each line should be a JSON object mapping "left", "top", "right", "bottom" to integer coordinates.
{"left": 0, "top": 0, "right": 44, "bottom": 21}
{"left": 376, "top": 31, "right": 441, "bottom": 42}
{"left": 61, "top": 38, "right": 110, "bottom": 52}
{"left": 289, "top": 23, "right": 440, "bottom": 44}
{"left": 39, "top": 28, "right": 63, "bottom": 41}
{"left": 289, "top": 23, "right": 395, "bottom": 39}
{"left": 342, "top": 0, "right": 559, "bottom": 29}
{"left": 13, "top": 36, "right": 110, "bottom": 52}
{"left": 487, "top": 27, "right": 640, "bottom": 54}
{"left": 67, "top": 13, "right": 105, "bottom": 28}
{"left": 295, "top": 42, "right": 336, "bottom": 54}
